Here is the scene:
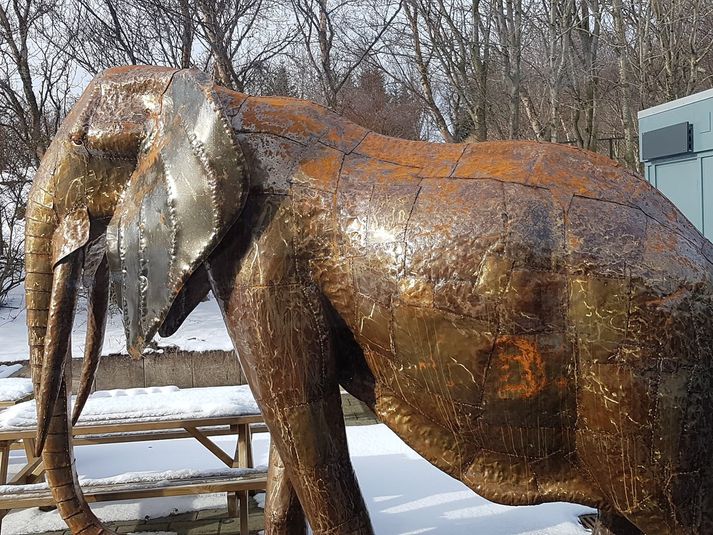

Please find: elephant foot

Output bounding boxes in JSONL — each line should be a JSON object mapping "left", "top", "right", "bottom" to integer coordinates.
{"left": 264, "top": 519, "right": 307, "bottom": 535}
{"left": 590, "top": 510, "right": 643, "bottom": 535}
{"left": 263, "top": 491, "right": 307, "bottom": 535}
{"left": 264, "top": 442, "right": 307, "bottom": 535}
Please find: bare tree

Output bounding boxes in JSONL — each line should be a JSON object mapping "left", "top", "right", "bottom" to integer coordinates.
{"left": 195, "top": 0, "right": 296, "bottom": 91}
{"left": 291, "top": 0, "right": 403, "bottom": 109}
{"left": 0, "top": 0, "right": 76, "bottom": 305}
{"left": 140, "top": 0, "right": 196, "bottom": 69}
{"left": 54, "top": 0, "right": 197, "bottom": 72}
{"left": 0, "top": 132, "right": 30, "bottom": 305}
{"left": 493, "top": 0, "right": 526, "bottom": 139}
{"left": 562, "top": 0, "right": 602, "bottom": 150}
{"left": 400, "top": 1, "right": 456, "bottom": 141}
{"left": 611, "top": 0, "right": 636, "bottom": 166}
{"left": 650, "top": 0, "right": 713, "bottom": 101}
{"left": 5, "top": 0, "right": 713, "bottom": 256}
{"left": 520, "top": 0, "right": 575, "bottom": 142}
{"left": 380, "top": 0, "right": 493, "bottom": 142}
{"left": 0, "top": 0, "right": 67, "bottom": 162}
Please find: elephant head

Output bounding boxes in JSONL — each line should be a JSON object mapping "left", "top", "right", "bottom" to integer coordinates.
{"left": 24, "top": 66, "right": 248, "bottom": 533}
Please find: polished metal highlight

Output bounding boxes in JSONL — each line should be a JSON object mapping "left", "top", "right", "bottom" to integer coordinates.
{"left": 25, "top": 65, "right": 713, "bottom": 535}
{"left": 105, "top": 69, "right": 247, "bottom": 358}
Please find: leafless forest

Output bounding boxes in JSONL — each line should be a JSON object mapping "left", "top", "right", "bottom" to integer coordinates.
{"left": 2, "top": 0, "right": 713, "bottom": 304}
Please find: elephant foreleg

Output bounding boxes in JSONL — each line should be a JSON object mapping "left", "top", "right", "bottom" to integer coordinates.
{"left": 209, "top": 273, "right": 374, "bottom": 534}
{"left": 264, "top": 442, "right": 306, "bottom": 535}
{"left": 260, "top": 386, "right": 372, "bottom": 535}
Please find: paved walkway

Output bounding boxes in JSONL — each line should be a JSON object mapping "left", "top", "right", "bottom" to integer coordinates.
{"left": 38, "top": 393, "right": 378, "bottom": 535}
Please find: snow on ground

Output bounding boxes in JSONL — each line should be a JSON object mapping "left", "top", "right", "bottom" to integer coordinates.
{"left": 1, "top": 424, "right": 594, "bottom": 535}
{"left": 0, "top": 286, "right": 233, "bottom": 363}
{"left": 0, "top": 378, "right": 32, "bottom": 403}
{"left": 0, "top": 385, "right": 260, "bottom": 429}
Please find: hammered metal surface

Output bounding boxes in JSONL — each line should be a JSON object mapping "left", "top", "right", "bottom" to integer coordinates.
{"left": 24, "top": 65, "right": 713, "bottom": 535}
{"left": 209, "top": 91, "right": 713, "bottom": 534}
{"left": 105, "top": 69, "right": 247, "bottom": 357}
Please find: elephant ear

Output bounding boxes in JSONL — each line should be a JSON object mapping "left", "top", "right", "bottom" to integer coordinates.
{"left": 106, "top": 69, "right": 247, "bottom": 358}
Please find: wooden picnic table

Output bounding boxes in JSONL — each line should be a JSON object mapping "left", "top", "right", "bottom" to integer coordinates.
{"left": 0, "top": 385, "right": 268, "bottom": 535}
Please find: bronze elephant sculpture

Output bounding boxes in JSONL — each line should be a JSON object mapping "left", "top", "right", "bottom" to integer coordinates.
{"left": 24, "top": 65, "right": 713, "bottom": 535}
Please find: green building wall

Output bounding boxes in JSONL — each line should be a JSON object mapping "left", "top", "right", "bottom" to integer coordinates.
{"left": 639, "top": 88, "right": 713, "bottom": 240}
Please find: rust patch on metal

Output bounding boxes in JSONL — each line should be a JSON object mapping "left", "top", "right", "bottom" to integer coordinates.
{"left": 495, "top": 336, "right": 547, "bottom": 400}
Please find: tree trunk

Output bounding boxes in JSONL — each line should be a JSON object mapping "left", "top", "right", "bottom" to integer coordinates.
{"left": 612, "top": 0, "right": 636, "bottom": 168}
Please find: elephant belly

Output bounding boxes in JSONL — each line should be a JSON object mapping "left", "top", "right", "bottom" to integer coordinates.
{"left": 349, "top": 306, "right": 597, "bottom": 507}
{"left": 368, "top": 378, "right": 603, "bottom": 508}
{"left": 302, "top": 142, "right": 713, "bottom": 527}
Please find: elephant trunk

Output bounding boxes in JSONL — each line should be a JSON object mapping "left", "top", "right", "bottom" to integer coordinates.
{"left": 34, "top": 248, "right": 81, "bottom": 454}
{"left": 24, "top": 187, "right": 113, "bottom": 534}
{"left": 25, "top": 183, "right": 56, "bottom": 406}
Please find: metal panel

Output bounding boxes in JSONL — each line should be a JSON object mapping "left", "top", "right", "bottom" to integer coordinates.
{"left": 702, "top": 156, "right": 713, "bottom": 239}
{"left": 642, "top": 122, "right": 692, "bottom": 161}
{"left": 638, "top": 88, "right": 713, "bottom": 119}
{"left": 654, "top": 158, "right": 702, "bottom": 230}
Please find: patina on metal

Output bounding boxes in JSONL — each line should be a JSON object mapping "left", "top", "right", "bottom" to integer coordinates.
{"left": 25, "top": 65, "right": 713, "bottom": 535}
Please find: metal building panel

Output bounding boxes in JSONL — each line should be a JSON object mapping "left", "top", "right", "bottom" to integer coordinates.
{"left": 642, "top": 122, "right": 692, "bottom": 161}
{"left": 702, "top": 156, "right": 713, "bottom": 239}
{"left": 654, "top": 158, "right": 702, "bottom": 230}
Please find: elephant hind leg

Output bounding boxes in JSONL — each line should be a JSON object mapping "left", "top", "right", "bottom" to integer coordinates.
{"left": 265, "top": 441, "right": 306, "bottom": 535}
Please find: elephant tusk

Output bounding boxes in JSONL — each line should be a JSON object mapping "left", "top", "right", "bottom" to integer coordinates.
{"left": 35, "top": 251, "right": 82, "bottom": 456}
{"left": 72, "top": 254, "right": 110, "bottom": 426}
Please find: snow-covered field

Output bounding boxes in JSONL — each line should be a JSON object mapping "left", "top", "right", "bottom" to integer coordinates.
{"left": 2, "top": 423, "right": 593, "bottom": 535}
{"left": 0, "top": 286, "right": 233, "bottom": 363}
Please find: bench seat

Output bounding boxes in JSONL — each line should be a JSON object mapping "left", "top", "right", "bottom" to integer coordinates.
{"left": 0, "top": 468, "right": 267, "bottom": 509}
